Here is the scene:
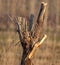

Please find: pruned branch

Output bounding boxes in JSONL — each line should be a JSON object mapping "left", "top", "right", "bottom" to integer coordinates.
{"left": 8, "top": 15, "right": 23, "bottom": 41}
{"left": 25, "top": 34, "right": 47, "bottom": 60}
{"left": 32, "top": 2, "right": 47, "bottom": 40}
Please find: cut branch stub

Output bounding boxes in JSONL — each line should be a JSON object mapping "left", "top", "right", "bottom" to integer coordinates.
{"left": 33, "top": 2, "right": 47, "bottom": 40}
{"left": 26, "top": 34, "right": 47, "bottom": 59}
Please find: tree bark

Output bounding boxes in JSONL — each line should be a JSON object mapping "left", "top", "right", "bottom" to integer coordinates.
{"left": 16, "top": 2, "right": 47, "bottom": 65}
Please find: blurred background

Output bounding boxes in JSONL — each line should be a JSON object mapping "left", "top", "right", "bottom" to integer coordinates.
{"left": 0, "top": 0, "right": 60, "bottom": 65}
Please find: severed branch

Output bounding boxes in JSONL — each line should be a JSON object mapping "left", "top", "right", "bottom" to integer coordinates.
{"left": 32, "top": 2, "right": 47, "bottom": 40}
{"left": 8, "top": 15, "right": 23, "bottom": 41}
{"left": 25, "top": 34, "right": 47, "bottom": 60}
{"left": 29, "top": 34, "right": 47, "bottom": 59}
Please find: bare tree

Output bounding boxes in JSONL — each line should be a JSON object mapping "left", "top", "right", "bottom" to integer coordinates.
{"left": 8, "top": 2, "right": 47, "bottom": 65}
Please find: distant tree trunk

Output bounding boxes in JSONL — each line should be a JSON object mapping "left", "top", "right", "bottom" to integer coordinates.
{"left": 15, "top": 2, "right": 47, "bottom": 65}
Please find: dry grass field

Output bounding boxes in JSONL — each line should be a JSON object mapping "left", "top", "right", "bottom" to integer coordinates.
{"left": 0, "top": 0, "right": 60, "bottom": 65}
